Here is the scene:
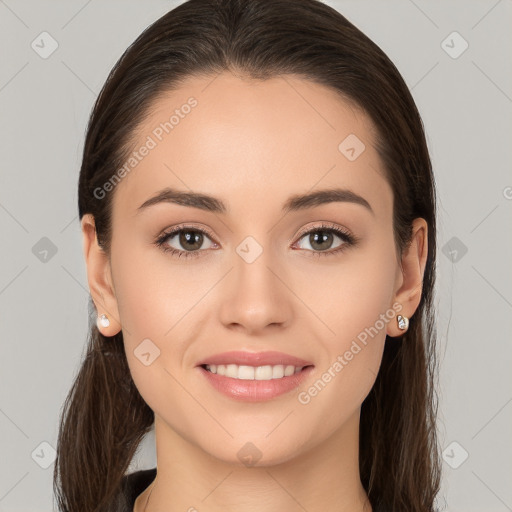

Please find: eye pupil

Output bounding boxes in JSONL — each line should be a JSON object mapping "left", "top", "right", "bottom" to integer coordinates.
{"left": 310, "top": 231, "right": 333, "bottom": 251}
{"left": 180, "top": 230, "right": 203, "bottom": 251}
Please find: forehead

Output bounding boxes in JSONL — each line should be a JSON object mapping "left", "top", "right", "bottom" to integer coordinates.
{"left": 111, "top": 71, "right": 391, "bottom": 221}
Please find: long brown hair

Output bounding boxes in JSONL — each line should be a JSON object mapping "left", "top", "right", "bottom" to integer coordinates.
{"left": 54, "top": 0, "right": 442, "bottom": 510}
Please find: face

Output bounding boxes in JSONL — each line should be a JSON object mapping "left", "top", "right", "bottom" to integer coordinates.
{"left": 84, "top": 71, "right": 423, "bottom": 467}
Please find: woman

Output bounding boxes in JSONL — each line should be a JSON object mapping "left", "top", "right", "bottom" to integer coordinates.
{"left": 53, "top": 0, "right": 442, "bottom": 511}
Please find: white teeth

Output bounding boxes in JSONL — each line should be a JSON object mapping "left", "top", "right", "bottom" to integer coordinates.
{"left": 284, "top": 365, "right": 295, "bottom": 377}
{"left": 254, "top": 366, "right": 268, "bottom": 380}
{"left": 272, "top": 365, "right": 284, "bottom": 378}
{"left": 205, "top": 363, "right": 304, "bottom": 380}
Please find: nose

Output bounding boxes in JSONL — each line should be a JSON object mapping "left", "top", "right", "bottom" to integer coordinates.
{"left": 218, "top": 249, "right": 294, "bottom": 335}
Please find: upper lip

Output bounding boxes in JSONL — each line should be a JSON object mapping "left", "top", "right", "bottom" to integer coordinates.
{"left": 196, "top": 351, "right": 313, "bottom": 368}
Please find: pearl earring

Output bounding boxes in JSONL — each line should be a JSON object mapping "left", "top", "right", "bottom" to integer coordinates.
{"left": 397, "top": 314, "right": 409, "bottom": 331}
{"left": 98, "top": 314, "right": 110, "bottom": 329}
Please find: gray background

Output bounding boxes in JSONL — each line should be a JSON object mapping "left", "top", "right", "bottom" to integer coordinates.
{"left": 1, "top": 0, "right": 511, "bottom": 510}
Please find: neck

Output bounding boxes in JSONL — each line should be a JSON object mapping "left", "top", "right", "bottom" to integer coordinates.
{"left": 134, "top": 411, "right": 372, "bottom": 512}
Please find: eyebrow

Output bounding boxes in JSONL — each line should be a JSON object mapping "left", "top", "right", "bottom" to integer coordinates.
{"left": 136, "top": 187, "right": 374, "bottom": 216}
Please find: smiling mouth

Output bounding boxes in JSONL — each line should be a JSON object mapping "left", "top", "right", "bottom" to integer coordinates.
{"left": 200, "top": 363, "right": 313, "bottom": 381}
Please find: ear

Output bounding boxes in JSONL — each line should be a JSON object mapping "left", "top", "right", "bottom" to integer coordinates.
{"left": 81, "top": 214, "right": 122, "bottom": 336}
{"left": 387, "top": 217, "right": 428, "bottom": 338}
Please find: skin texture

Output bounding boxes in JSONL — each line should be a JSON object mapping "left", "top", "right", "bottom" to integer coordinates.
{"left": 81, "top": 71, "right": 428, "bottom": 512}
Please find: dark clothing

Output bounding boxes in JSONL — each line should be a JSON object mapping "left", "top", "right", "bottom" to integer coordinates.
{"left": 120, "top": 468, "right": 391, "bottom": 512}
{"left": 121, "top": 468, "right": 157, "bottom": 510}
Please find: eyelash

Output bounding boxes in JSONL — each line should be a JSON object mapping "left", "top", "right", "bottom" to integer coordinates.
{"left": 154, "top": 222, "right": 358, "bottom": 260}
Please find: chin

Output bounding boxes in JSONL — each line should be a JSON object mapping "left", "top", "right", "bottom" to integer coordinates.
{"left": 203, "top": 436, "right": 307, "bottom": 468}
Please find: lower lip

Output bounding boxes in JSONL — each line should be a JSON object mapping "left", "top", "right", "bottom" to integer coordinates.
{"left": 198, "top": 365, "right": 314, "bottom": 402}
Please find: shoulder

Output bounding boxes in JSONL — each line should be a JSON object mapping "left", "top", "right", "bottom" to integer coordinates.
{"left": 120, "top": 468, "right": 157, "bottom": 510}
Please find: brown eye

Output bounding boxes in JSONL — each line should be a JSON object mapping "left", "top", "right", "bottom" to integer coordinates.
{"left": 155, "top": 226, "right": 217, "bottom": 259}
{"left": 304, "top": 230, "right": 337, "bottom": 251}
{"left": 293, "top": 223, "right": 357, "bottom": 257}
{"left": 176, "top": 230, "right": 205, "bottom": 251}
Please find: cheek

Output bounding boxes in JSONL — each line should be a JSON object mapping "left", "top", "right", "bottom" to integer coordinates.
{"left": 296, "top": 237, "right": 398, "bottom": 409}
{"left": 110, "top": 244, "right": 205, "bottom": 390}
{"left": 111, "top": 241, "right": 189, "bottom": 336}
{"left": 299, "top": 237, "right": 398, "bottom": 347}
